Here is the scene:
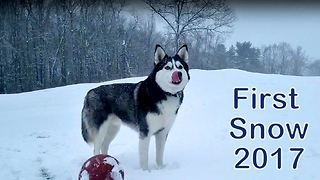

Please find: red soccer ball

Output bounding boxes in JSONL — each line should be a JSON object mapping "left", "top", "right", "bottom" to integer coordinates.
{"left": 79, "top": 154, "right": 124, "bottom": 180}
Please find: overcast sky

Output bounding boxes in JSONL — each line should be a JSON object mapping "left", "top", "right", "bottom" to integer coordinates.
{"left": 133, "top": 1, "right": 320, "bottom": 60}
{"left": 226, "top": 1, "right": 320, "bottom": 60}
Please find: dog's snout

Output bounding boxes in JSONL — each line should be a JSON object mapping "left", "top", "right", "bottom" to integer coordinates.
{"left": 178, "top": 72, "right": 182, "bottom": 79}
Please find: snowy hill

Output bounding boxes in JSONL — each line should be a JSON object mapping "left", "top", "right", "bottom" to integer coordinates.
{"left": 1, "top": 69, "right": 320, "bottom": 180}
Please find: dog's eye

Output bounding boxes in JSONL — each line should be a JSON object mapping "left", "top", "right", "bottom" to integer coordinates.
{"left": 165, "top": 66, "right": 171, "bottom": 70}
{"left": 177, "top": 65, "right": 183, "bottom": 69}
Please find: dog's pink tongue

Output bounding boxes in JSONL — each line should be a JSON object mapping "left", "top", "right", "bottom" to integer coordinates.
{"left": 172, "top": 71, "right": 180, "bottom": 82}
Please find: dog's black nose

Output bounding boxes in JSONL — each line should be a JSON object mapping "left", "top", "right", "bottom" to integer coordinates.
{"left": 178, "top": 72, "right": 182, "bottom": 79}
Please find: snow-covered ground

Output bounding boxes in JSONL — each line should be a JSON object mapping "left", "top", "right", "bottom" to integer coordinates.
{"left": 0, "top": 69, "right": 320, "bottom": 180}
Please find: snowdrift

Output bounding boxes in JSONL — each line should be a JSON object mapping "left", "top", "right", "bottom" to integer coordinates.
{"left": 0, "top": 69, "right": 319, "bottom": 180}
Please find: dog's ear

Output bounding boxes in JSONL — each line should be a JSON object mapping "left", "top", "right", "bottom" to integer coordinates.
{"left": 154, "top": 44, "right": 166, "bottom": 65}
{"left": 176, "top": 44, "right": 189, "bottom": 63}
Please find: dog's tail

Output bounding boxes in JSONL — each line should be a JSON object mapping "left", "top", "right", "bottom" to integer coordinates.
{"left": 81, "top": 119, "right": 90, "bottom": 143}
{"left": 81, "top": 107, "right": 93, "bottom": 143}
{"left": 81, "top": 92, "right": 97, "bottom": 144}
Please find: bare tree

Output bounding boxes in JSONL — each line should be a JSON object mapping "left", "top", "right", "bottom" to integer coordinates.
{"left": 261, "top": 43, "right": 307, "bottom": 75}
{"left": 145, "top": 0, "right": 235, "bottom": 50}
{"left": 307, "top": 60, "right": 320, "bottom": 76}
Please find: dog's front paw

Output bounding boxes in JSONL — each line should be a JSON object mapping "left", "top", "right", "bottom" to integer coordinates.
{"left": 140, "top": 162, "right": 150, "bottom": 171}
{"left": 157, "top": 163, "right": 167, "bottom": 169}
{"left": 141, "top": 166, "right": 151, "bottom": 172}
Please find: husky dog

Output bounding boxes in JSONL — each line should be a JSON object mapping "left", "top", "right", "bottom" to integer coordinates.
{"left": 81, "top": 44, "right": 190, "bottom": 170}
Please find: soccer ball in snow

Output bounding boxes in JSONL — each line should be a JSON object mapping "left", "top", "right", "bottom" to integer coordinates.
{"left": 79, "top": 154, "right": 124, "bottom": 180}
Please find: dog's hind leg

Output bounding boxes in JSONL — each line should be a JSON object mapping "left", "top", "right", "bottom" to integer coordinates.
{"left": 94, "top": 114, "right": 121, "bottom": 155}
{"left": 155, "top": 129, "right": 168, "bottom": 168}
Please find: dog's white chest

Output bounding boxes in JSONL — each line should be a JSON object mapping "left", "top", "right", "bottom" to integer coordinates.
{"left": 146, "top": 96, "right": 180, "bottom": 135}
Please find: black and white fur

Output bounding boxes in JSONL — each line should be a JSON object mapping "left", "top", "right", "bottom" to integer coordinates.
{"left": 81, "top": 45, "right": 190, "bottom": 170}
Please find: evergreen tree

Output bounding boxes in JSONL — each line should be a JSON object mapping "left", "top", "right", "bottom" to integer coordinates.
{"left": 235, "top": 42, "right": 261, "bottom": 72}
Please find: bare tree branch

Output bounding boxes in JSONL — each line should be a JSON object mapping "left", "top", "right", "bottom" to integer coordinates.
{"left": 145, "top": 0, "right": 235, "bottom": 50}
{"left": 145, "top": 1, "right": 177, "bottom": 34}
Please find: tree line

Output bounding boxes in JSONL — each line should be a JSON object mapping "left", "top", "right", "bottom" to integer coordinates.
{"left": 0, "top": 0, "right": 318, "bottom": 94}
{"left": 191, "top": 41, "right": 309, "bottom": 76}
{"left": 0, "top": 0, "right": 161, "bottom": 93}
